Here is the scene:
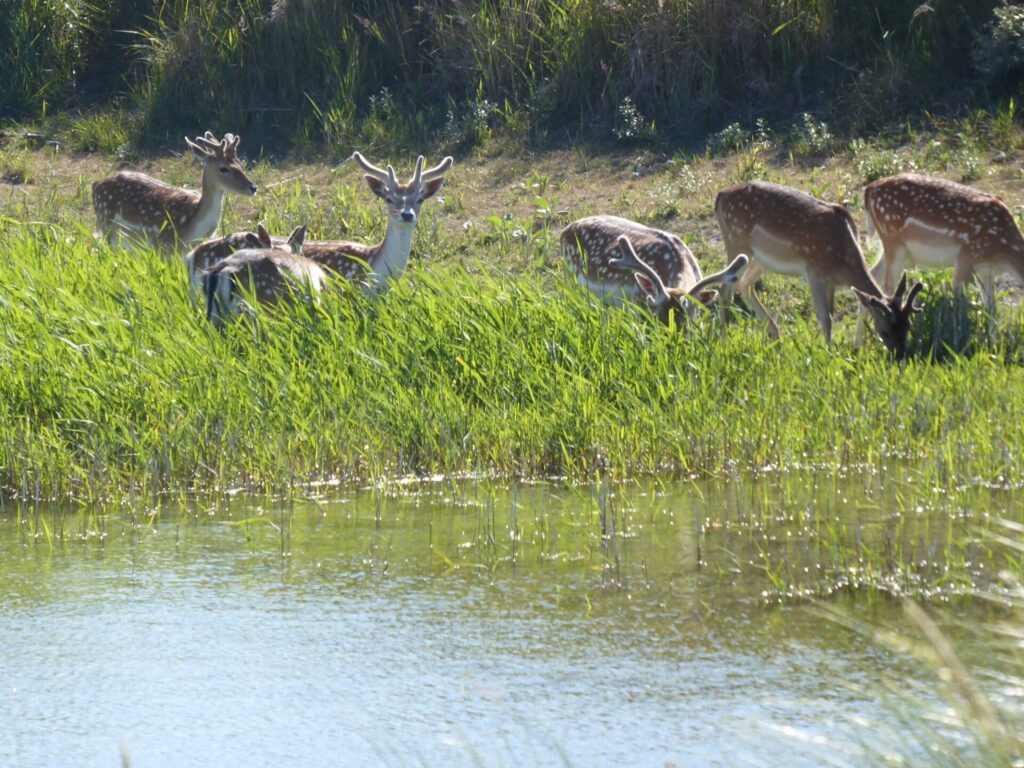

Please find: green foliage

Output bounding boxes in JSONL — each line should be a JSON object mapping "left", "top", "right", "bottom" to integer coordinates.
{"left": 0, "top": 0, "right": 1011, "bottom": 149}
{"left": 975, "top": 5, "right": 1024, "bottom": 91}
{"left": 3, "top": 220, "right": 1024, "bottom": 502}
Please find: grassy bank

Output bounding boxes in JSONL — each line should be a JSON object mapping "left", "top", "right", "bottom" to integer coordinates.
{"left": 2, "top": 220, "right": 1024, "bottom": 503}
{"left": 1, "top": 1, "right": 1018, "bottom": 150}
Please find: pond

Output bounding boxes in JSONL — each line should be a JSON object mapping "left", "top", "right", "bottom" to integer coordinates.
{"left": 0, "top": 472, "right": 1012, "bottom": 767}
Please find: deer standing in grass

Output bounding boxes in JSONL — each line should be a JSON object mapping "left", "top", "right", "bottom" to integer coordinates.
{"left": 202, "top": 225, "right": 326, "bottom": 328}
{"left": 92, "top": 132, "right": 257, "bottom": 250}
{"left": 715, "top": 181, "right": 924, "bottom": 358}
{"left": 856, "top": 173, "right": 1024, "bottom": 341}
{"left": 298, "top": 151, "right": 452, "bottom": 291}
{"left": 560, "top": 215, "right": 749, "bottom": 328}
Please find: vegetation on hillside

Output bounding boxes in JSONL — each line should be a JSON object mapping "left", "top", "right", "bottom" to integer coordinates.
{"left": 1, "top": 1, "right": 1021, "bottom": 150}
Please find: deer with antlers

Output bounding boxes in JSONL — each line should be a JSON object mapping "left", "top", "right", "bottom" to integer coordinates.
{"left": 715, "top": 181, "right": 924, "bottom": 358}
{"left": 560, "top": 215, "right": 749, "bottom": 328}
{"left": 856, "top": 173, "right": 1024, "bottom": 339}
{"left": 202, "top": 225, "right": 326, "bottom": 328}
{"left": 92, "top": 132, "right": 257, "bottom": 251}
{"left": 297, "top": 151, "right": 452, "bottom": 291}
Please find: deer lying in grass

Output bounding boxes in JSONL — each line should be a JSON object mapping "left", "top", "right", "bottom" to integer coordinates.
{"left": 186, "top": 223, "right": 296, "bottom": 290}
{"left": 298, "top": 151, "right": 453, "bottom": 291}
{"left": 92, "top": 132, "right": 257, "bottom": 251}
{"left": 560, "top": 215, "right": 748, "bottom": 327}
{"left": 715, "top": 181, "right": 924, "bottom": 358}
{"left": 856, "top": 173, "right": 1024, "bottom": 342}
{"left": 202, "top": 225, "right": 325, "bottom": 328}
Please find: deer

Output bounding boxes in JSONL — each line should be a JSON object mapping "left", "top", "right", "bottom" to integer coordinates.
{"left": 715, "top": 181, "right": 924, "bottom": 359}
{"left": 92, "top": 131, "right": 257, "bottom": 251}
{"left": 186, "top": 223, "right": 298, "bottom": 291}
{"left": 297, "top": 151, "right": 453, "bottom": 292}
{"left": 202, "top": 225, "right": 326, "bottom": 328}
{"left": 560, "top": 215, "right": 749, "bottom": 328}
{"left": 856, "top": 173, "right": 1024, "bottom": 341}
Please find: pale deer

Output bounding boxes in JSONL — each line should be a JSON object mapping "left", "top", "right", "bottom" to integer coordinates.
{"left": 560, "top": 215, "right": 749, "bottom": 327}
{"left": 186, "top": 223, "right": 298, "bottom": 290}
{"left": 202, "top": 225, "right": 326, "bottom": 328}
{"left": 715, "top": 181, "right": 924, "bottom": 358}
{"left": 299, "top": 151, "right": 452, "bottom": 291}
{"left": 857, "top": 173, "right": 1024, "bottom": 337}
{"left": 92, "top": 132, "right": 257, "bottom": 250}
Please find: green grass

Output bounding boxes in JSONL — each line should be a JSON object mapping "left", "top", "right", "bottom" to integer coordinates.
{"left": 2, "top": 218, "right": 1024, "bottom": 505}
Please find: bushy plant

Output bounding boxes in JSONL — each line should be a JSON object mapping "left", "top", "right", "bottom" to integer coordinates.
{"left": 975, "top": 5, "right": 1024, "bottom": 91}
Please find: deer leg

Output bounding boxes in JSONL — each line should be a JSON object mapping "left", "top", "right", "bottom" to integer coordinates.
{"left": 976, "top": 269, "right": 996, "bottom": 319}
{"left": 976, "top": 267, "right": 998, "bottom": 343}
{"left": 717, "top": 241, "right": 746, "bottom": 330}
{"left": 809, "top": 277, "right": 833, "bottom": 345}
{"left": 952, "top": 257, "right": 975, "bottom": 343}
{"left": 737, "top": 261, "right": 780, "bottom": 340}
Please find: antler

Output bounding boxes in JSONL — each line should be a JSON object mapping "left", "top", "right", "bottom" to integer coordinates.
{"left": 904, "top": 281, "right": 925, "bottom": 313}
{"left": 352, "top": 151, "right": 397, "bottom": 186}
{"left": 185, "top": 132, "right": 240, "bottom": 159}
{"left": 686, "top": 254, "right": 749, "bottom": 296}
{"left": 420, "top": 155, "right": 453, "bottom": 183}
{"left": 410, "top": 155, "right": 424, "bottom": 186}
{"left": 609, "top": 236, "right": 669, "bottom": 300}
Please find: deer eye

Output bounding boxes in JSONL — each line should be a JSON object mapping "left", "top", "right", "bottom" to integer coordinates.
{"left": 385, "top": 196, "right": 395, "bottom": 205}
{"left": 219, "top": 166, "right": 229, "bottom": 174}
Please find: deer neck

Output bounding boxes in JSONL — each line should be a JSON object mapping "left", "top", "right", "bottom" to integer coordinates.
{"left": 369, "top": 220, "right": 416, "bottom": 283}
{"left": 182, "top": 175, "right": 226, "bottom": 243}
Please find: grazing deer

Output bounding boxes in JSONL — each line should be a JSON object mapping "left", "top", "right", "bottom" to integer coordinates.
{"left": 202, "top": 225, "right": 326, "bottom": 328}
{"left": 92, "top": 131, "right": 257, "bottom": 250}
{"left": 715, "top": 181, "right": 924, "bottom": 358}
{"left": 857, "top": 173, "right": 1024, "bottom": 338}
{"left": 299, "top": 151, "right": 452, "bottom": 291}
{"left": 561, "top": 215, "right": 748, "bottom": 327}
{"left": 186, "top": 223, "right": 299, "bottom": 290}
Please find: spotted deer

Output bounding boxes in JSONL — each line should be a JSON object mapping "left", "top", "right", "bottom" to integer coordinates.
{"left": 560, "top": 215, "right": 748, "bottom": 328}
{"left": 186, "top": 223, "right": 298, "bottom": 290}
{"left": 857, "top": 173, "right": 1024, "bottom": 338}
{"left": 715, "top": 181, "right": 924, "bottom": 358}
{"left": 298, "top": 151, "right": 452, "bottom": 291}
{"left": 92, "top": 132, "right": 257, "bottom": 250}
{"left": 202, "top": 225, "right": 326, "bottom": 328}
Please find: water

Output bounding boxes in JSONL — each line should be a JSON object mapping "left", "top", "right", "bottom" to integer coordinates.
{"left": 0, "top": 474, "right": 1011, "bottom": 767}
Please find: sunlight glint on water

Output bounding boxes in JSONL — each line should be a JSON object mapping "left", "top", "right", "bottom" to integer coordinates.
{"left": 0, "top": 474, "right": 1005, "bottom": 767}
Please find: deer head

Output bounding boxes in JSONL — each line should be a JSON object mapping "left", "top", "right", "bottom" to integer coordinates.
{"left": 852, "top": 273, "right": 925, "bottom": 359}
{"left": 352, "top": 151, "right": 453, "bottom": 226}
{"left": 184, "top": 131, "right": 257, "bottom": 197}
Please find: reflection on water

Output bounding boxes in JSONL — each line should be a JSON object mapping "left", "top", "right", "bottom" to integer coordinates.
{"left": 0, "top": 473, "right": 1011, "bottom": 767}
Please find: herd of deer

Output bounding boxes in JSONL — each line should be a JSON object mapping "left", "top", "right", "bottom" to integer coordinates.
{"left": 92, "top": 131, "right": 1024, "bottom": 358}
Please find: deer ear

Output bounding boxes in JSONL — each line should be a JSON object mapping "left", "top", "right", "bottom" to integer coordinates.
{"left": 420, "top": 176, "right": 446, "bottom": 200}
{"left": 365, "top": 175, "right": 388, "bottom": 199}
{"left": 852, "top": 286, "right": 887, "bottom": 315}
{"left": 696, "top": 289, "right": 718, "bottom": 305}
{"left": 634, "top": 273, "right": 657, "bottom": 298}
{"left": 257, "top": 224, "right": 272, "bottom": 248}
{"left": 288, "top": 224, "right": 306, "bottom": 251}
